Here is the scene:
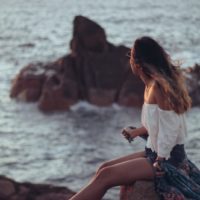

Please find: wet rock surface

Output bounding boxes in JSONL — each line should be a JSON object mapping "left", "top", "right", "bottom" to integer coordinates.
{"left": 0, "top": 175, "right": 75, "bottom": 200}
{"left": 120, "top": 181, "right": 159, "bottom": 200}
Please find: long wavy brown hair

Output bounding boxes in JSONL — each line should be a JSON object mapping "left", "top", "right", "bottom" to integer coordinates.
{"left": 131, "top": 36, "right": 191, "bottom": 114}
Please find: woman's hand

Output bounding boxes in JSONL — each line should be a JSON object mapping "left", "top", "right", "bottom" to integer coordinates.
{"left": 121, "top": 126, "right": 138, "bottom": 143}
{"left": 153, "top": 159, "right": 165, "bottom": 177}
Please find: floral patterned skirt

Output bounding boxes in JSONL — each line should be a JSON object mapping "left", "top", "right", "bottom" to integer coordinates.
{"left": 145, "top": 145, "right": 200, "bottom": 200}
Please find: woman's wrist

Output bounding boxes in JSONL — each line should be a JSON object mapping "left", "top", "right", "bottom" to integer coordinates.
{"left": 156, "top": 156, "right": 165, "bottom": 161}
{"left": 130, "top": 129, "right": 141, "bottom": 138}
{"left": 137, "top": 127, "right": 147, "bottom": 136}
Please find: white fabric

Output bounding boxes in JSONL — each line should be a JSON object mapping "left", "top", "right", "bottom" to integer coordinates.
{"left": 141, "top": 102, "right": 187, "bottom": 159}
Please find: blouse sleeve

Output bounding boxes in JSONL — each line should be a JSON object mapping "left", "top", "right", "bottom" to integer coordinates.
{"left": 157, "top": 108, "right": 180, "bottom": 159}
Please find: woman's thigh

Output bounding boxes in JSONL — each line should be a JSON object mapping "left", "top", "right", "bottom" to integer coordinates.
{"left": 100, "top": 151, "right": 146, "bottom": 168}
{"left": 97, "top": 157, "right": 155, "bottom": 187}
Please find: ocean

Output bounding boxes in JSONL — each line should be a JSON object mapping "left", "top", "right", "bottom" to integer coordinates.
{"left": 0, "top": 0, "right": 200, "bottom": 199}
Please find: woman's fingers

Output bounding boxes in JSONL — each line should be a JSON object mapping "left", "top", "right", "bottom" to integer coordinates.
{"left": 122, "top": 129, "right": 129, "bottom": 137}
{"left": 123, "top": 132, "right": 130, "bottom": 139}
{"left": 122, "top": 129, "right": 133, "bottom": 143}
{"left": 153, "top": 161, "right": 165, "bottom": 177}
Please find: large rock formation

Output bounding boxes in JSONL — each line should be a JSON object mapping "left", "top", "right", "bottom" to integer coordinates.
{"left": 10, "top": 15, "right": 144, "bottom": 112}
{"left": 120, "top": 181, "right": 159, "bottom": 200}
{"left": 0, "top": 175, "right": 75, "bottom": 200}
{"left": 10, "top": 15, "right": 200, "bottom": 112}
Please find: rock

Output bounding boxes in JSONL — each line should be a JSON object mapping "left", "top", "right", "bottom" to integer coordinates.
{"left": 10, "top": 15, "right": 143, "bottom": 112}
{"left": 120, "top": 181, "right": 159, "bottom": 200}
{"left": 10, "top": 63, "right": 46, "bottom": 102}
{"left": 0, "top": 175, "right": 75, "bottom": 200}
{"left": 0, "top": 179, "right": 16, "bottom": 198}
{"left": 35, "top": 193, "right": 72, "bottom": 200}
{"left": 10, "top": 15, "right": 200, "bottom": 112}
{"left": 38, "top": 74, "right": 79, "bottom": 111}
{"left": 184, "top": 64, "right": 200, "bottom": 106}
{"left": 75, "top": 46, "right": 138, "bottom": 106}
{"left": 88, "top": 88, "right": 117, "bottom": 106}
{"left": 71, "top": 15, "right": 108, "bottom": 53}
{"left": 118, "top": 72, "right": 144, "bottom": 107}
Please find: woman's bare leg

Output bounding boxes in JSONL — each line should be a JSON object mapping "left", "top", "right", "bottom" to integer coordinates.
{"left": 69, "top": 157, "right": 154, "bottom": 200}
{"left": 84, "top": 150, "right": 145, "bottom": 189}
{"left": 96, "top": 150, "right": 145, "bottom": 173}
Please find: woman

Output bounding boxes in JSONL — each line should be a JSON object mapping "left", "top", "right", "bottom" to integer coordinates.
{"left": 69, "top": 36, "right": 200, "bottom": 200}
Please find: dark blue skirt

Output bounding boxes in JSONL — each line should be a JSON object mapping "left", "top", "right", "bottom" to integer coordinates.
{"left": 145, "top": 145, "right": 200, "bottom": 200}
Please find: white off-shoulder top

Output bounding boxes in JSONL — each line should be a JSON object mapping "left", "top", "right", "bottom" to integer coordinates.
{"left": 141, "top": 102, "right": 187, "bottom": 159}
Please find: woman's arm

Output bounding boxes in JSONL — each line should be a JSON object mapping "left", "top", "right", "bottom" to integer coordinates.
{"left": 154, "top": 83, "right": 179, "bottom": 161}
{"left": 131, "top": 126, "right": 148, "bottom": 137}
{"left": 122, "top": 126, "right": 148, "bottom": 140}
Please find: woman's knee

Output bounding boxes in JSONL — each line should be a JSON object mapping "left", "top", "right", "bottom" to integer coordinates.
{"left": 96, "top": 161, "right": 111, "bottom": 174}
{"left": 95, "top": 167, "right": 114, "bottom": 189}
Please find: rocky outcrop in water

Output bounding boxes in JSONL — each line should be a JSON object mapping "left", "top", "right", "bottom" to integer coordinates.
{"left": 10, "top": 15, "right": 144, "bottom": 112}
{"left": 120, "top": 181, "right": 159, "bottom": 200}
{"left": 0, "top": 175, "right": 75, "bottom": 200}
{"left": 184, "top": 64, "right": 200, "bottom": 107}
{"left": 10, "top": 15, "right": 200, "bottom": 112}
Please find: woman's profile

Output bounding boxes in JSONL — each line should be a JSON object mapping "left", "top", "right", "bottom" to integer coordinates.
{"left": 69, "top": 36, "right": 200, "bottom": 200}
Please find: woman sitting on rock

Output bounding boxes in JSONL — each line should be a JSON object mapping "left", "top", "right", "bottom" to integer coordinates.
{"left": 69, "top": 36, "right": 200, "bottom": 200}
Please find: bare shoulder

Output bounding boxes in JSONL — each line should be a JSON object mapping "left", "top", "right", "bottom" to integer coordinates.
{"left": 152, "top": 82, "right": 171, "bottom": 110}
